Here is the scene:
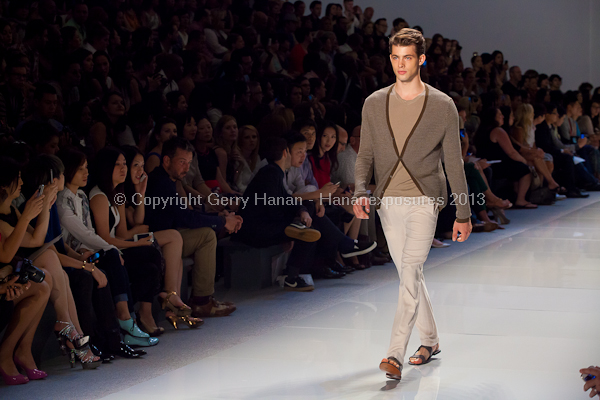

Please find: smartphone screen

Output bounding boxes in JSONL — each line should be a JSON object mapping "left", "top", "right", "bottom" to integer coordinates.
{"left": 460, "top": 129, "right": 465, "bottom": 138}
{"left": 88, "top": 252, "right": 101, "bottom": 263}
{"left": 581, "top": 134, "right": 585, "bottom": 139}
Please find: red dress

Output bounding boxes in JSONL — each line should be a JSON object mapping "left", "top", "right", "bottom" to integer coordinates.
{"left": 309, "top": 155, "right": 331, "bottom": 188}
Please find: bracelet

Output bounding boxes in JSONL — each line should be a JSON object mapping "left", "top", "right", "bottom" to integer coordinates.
{"left": 82, "top": 260, "right": 87, "bottom": 270}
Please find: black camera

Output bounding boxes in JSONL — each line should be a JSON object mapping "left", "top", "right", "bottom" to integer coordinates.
{"left": 13, "top": 259, "right": 45, "bottom": 285}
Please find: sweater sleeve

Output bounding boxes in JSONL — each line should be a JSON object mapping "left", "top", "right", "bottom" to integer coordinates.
{"left": 441, "top": 98, "right": 471, "bottom": 222}
{"left": 353, "top": 99, "right": 375, "bottom": 199}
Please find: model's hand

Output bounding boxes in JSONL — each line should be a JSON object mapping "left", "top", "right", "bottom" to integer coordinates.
{"left": 580, "top": 366, "right": 600, "bottom": 398}
{"left": 452, "top": 220, "right": 472, "bottom": 242}
{"left": 353, "top": 196, "right": 370, "bottom": 219}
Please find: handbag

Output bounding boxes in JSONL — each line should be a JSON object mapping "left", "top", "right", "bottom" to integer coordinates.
{"left": 529, "top": 165, "right": 543, "bottom": 190}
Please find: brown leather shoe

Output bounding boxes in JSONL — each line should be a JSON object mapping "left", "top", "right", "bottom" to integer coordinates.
{"left": 191, "top": 297, "right": 236, "bottom": 318}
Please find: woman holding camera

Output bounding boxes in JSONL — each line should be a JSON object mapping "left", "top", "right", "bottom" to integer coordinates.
{"left": 56, "top": 147, "right": 158, "bottom": 347}
{"left": 0, "top": 156, "right": 101, "bottom": 370}
{"left": 122, "top": 145, "right": 203, "bottom": 329}
{"left": 89, "top": 147, "right": 165, "bottom": 336}
{"left": 22, "top": 155, "right": 143, "bottom": 360}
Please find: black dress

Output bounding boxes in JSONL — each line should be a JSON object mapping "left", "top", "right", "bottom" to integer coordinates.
{"left": 476, "top": 130, "right": 530, "bottom": 181}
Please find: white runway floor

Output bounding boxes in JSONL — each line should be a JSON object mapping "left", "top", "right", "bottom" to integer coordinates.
{"left": 3, "top": 195, "right": 600, "bottom": 400}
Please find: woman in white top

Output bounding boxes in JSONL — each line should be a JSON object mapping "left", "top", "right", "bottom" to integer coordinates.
{"left": 235, "top": 125, "right": 262, "bottom": 193}
{"left": 57, "top": 148, "right": 158, "bottom": 347}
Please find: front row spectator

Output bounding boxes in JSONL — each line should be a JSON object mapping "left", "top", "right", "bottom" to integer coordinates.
{"left": 233, "top": 136, "right": 377, "bottom": 291}
{"left": 56, "top": 148, "right": 159, "bottom": 348}
{"left": 144, "top": 137, "right": 238, "bottom": 318}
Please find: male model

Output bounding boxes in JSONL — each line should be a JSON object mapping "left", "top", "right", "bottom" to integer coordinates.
{"left": 353, "top": 28, "right": 472, "bottom": 380}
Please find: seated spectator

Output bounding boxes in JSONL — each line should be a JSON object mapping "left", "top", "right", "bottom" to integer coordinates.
{"left": 145, "top": 118, "right": 178, "bottom": 174}
{"left": 193, "top": 116, "right": 238, "bottom": 195}
{"left": 121, "top": 145, "right": 203, "bottom": 329}
{"left": 0, "top": 262, "right": 50, "bottom": 384}
{"left": 233, "top": 137, "right": 376, "bottom": 288}
{"left": 89, "top": 92, "right": 136, "bottom": 152}
{"left": 0, "top": 156, "right": 102, "bottom": 368}
{"left": 144, "top": 137, "right": 238, "bottom": 318}
{"left": 0, "top": 62, "right": 28, "bottom": 136}
{"left": 214, "top": 115, "right": 243, "bottom": 193}
{"left": 130, "top": 48, "right": 162, "bottom": 106}
{"left": 83, "top": 24, "right": 110, "bottom": 55}
{"left": 56, "top": 147, "right": 158, "bottom": 347}
{"left": 166, "top": 91, "right": 188, "bottom": 119}
{"left": 578, "top": 95, "right": 600, "bottom": 136}
{"left": 19, "top": 121, "right": 61, "bottom": 156}
{"left": 235, "top": 125, "right": 263, "bottom": 193}
{"left": 292, "top": 119, "right": 320, "bottom": 188}
{"left": 474, "top": 107, "right": 536, "bottom": 208}
{"left": 92, "top": 51, "right": 114, "bottom": 95}
{"left": 534, "top": 104, "right": 592, "bottom": 198}
{"left": 21, "top": 155, "right": 142, "bottom": 360}
{"left": 511, "top": 104, "right": 565, "bottom": 193}
{"left": 89, "top": 147, "right": 164, "bottom": 337}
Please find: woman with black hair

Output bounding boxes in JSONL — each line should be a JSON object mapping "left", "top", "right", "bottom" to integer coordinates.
{"left": 121, "top": 145, "right": 203, "bottom": 329}
{"left": 474, "top": 107, "right": 536, "bottom": 209}
{"left": 89, "top": 92, "right": 136, "bottom": 153}
{"left": 88, "top": 147, "right": 164, "bottom": 336}
{"left": 0, "top": 157, "right": 102, "bottom": 370}
{"left": 72, "top": 48, "right": 103, "bottom": 103}
{"left": 145, "top": 117, "right": 178, "bottom": 174}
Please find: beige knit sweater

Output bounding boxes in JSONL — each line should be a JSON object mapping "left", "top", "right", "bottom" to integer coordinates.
{"left": 354, "top": 83, "right": 471, "bottom": 222}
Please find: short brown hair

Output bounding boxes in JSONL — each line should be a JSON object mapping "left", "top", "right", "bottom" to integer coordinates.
{"left": 389, "top": 28, "right": 426, "bottom": 57}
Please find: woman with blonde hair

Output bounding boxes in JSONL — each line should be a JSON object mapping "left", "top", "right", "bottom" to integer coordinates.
{"left": 235, "top": 125, "right": 263, "bottom": 193}
{"left": 511, "top": 104, "right": 565, "bottom": 193}
{"left": 214, "top": 115, "right": 243, "bottom": 193}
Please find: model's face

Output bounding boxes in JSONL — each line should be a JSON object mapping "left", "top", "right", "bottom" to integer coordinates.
{"left": 222, "top": 119, "right": 238, "bottom": 142}
{"left": 320, "top": 127, "right": 337, "bottom": 152}
{"left": 158, "top": 123, "right": 177, "bottom": 144}
{"left": 300, "top": 126, "right": 316, "bottom": 149}
{"left": 240, "top": 129, "right": 258, "bottom": 151}
{"left": 71, "top": 160, "right": 89, "bottom": 188}
{"left": 290, "top": 141, "right": 307, "bottom": 167}
{"left": 130, "top": 154, "right": 145, "bottom": 184}
{"left": 390, "top": 45, "right": 423, "bottom": 84}
{"left": 182, "top": 117, "right": 197, "bottom": 142}
{"left": 197, "top": 118, "right": 213, "bottom": 141}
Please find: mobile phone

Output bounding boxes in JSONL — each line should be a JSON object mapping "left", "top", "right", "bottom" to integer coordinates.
{"left": 334, "top": 181, "right": 341, "bottom": 185}
{"left": 460, "top": 129, "right": 465, "bottom": 138}
{"left": 422, "top": 60, "right": 427, "bottom": 67}
{"left": 308, "top": 95, "right": 313, "bottom": 101}
{"left": 139, "top": 173, "right": 147, "bottom": 183}
{"left": 87, "top": 249, "right": 105, "bottom": 263}
{"left": 37, "top": 184, "right": 44, "bottom": 197}
{"left": 50, "top": 169, "right": 54, "bottom": 183}
{"left": 133, "top": 232, "right": 153, "bottom": 242}
{"left": 581, "top": 373, "right": 596, "bottom": 382}
{"left": 580, "top": 134, "right": 585, "bottom": 139}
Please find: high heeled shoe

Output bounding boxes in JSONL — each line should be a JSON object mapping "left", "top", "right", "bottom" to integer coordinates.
{"left": 70, "top": 345, "right": 102, "bottom": 370}
{"left": 161, "top": 291, "right": 192, "bottom": 317}
{"left": 14, "top": 356, "right": 47, "bottom": 380}
{"left": 54, "top": 320, "right": 101, "bottom": 369}
{"left": 166, "top": 314, "right": 204, "bottom": 330}
{"left": 489, "top": 207, "right": 510, "bottom": 224}
{"left": 0, "top": 366, "right": 29, "bottom": 385}
{"left": 136, "top": 313, "right": 165, "bottom": 337}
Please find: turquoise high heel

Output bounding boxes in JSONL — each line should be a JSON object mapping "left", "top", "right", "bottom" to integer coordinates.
{"left": 119, "top": 319, "right": 159, "bottom": 347}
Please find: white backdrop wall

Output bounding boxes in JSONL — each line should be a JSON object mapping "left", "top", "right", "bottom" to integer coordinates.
{"left": 317, "top": 0, "right": 600, "bottom": 90}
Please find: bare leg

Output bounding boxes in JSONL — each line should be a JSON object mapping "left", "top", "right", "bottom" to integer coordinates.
{"left": 533, "top": 157, "right": 560, "bottom": 189}
{"left": 515, "top": 174, "right": 533, "bottom": 206}
{"left": 0, "top": 281, "right": 50, "bottom": 375}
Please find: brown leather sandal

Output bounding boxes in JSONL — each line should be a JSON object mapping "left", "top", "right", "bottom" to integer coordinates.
{"left": 379, "top": 357, "right": 402, "bottom": 380}
{"left": 408, "top": 345, "right": 441, "bottom": 365}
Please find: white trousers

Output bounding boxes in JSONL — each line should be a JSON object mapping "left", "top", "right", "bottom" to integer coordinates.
{"left": 377, "top": 196, "right": 439, "bottom": 367}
